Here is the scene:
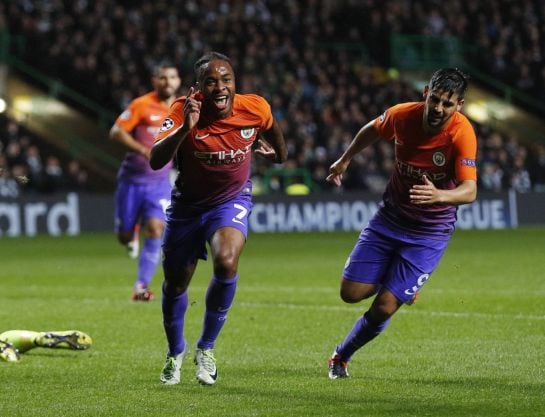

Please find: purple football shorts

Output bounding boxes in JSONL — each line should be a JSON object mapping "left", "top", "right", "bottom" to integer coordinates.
{"left": 114, "top": 180, "right": 171, "bottom": 233}
{"left": 161, "top": 192, "right": 253, "bottom": 275}
{"left": 343, "top": 213, "right": 450, "bottom": 304}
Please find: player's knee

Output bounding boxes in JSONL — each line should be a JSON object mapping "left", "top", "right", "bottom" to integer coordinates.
{"left": 145, "top": 221, "right": 165, "bottom": 239}
{"left": 163, "top": 277, "right": 189, "bottom": 295}
{"left": 340, "top": 287, "right": 362, "bottom": 304}
{"left": 213, "top": 252, "right": 239, "bottom": 278}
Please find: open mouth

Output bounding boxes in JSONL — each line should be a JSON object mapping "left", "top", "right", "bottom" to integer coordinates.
{"left": 213, "top": 95, "right": 229, "bottom": 110}
{"left": 428, "top": 115, "right": 442, "bottom": 125}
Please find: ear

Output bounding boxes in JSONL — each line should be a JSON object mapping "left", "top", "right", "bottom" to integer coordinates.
{"left": 422, "top": 85, "right": 429, "bottom": 100}
{"left": 457, "top": 98, "right": 465, "bottom": 111}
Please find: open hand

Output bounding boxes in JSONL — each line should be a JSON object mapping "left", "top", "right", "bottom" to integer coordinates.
{"left": 409, "top": 175, "right": 442, "bottom": 205}
{"left": 254, "top": 138, "right": 278, "bottom": 162}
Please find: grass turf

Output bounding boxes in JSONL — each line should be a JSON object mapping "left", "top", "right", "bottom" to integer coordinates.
{"left": 0, "top": 228, "right": 544, "bottom": 417}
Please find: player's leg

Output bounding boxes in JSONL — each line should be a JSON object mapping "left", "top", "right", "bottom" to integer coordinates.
{"left": 330, "top": 288, "right": 400, "bottom": 377}
{"left": 127, "top": 223, "right": 140, "bottom": 259}
{"left": 159, "top": 211, "right": 207, "bottom": 385}
{"left": 114, "top": 181, "right": 141, "bottom": 256}
{"left": 132, "top": 218, "right": 164, "bottom": 301}
{"left": 133, "top": 182, "right": 170, "bottom": 301}
{"left": 329, "top": 219, "right": 395, "bottom": 379}
{"left": 0, "top": 339, "right": 20, "bottom": 362}
{"left": 330, "top": 229, "right": 450, "bottom": 379}
{"left": 194, "top": 193, "right": 252, "bottom": 385}
{"left": 0, "top": 330, "right": 92, "bottom": 352}
{"left": 159, "top": 262, "right": 196, "bottom": 385}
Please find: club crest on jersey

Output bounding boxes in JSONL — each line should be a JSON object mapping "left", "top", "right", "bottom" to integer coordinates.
{"left": 160, "top": 118, "right": 174, "bottom": 132}
{"left": 433, "top": 151, "right": 446, "bottom": 167}
{"left": 240, "top": 127, "right": 255, "bottom": 140}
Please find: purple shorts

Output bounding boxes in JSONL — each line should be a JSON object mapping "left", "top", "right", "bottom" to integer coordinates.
{"left": 162, "top": 191, "right": 253, "bottom": 276}
{"left": 114, "top": 180, "right": 171, "bottom": 233}
{"left": 343, "top": 213, "right": 450, "bottom": 304}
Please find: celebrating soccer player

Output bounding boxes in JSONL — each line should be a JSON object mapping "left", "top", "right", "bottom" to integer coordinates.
{"left": 110, "top": 63, "right": 181, "bottom": 301}
{"left": 150, "top": 52, "right": 287, "bottom": 385}
{"left": 326, "top": 68, "right": 477, "bottom": 379}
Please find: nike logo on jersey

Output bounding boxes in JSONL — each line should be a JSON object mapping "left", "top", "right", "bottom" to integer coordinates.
{"left": 195, "top": 133, "right": 210, "bottom": 140}
{"left": 150, "top": 115, "right": 163, "bottom": 121}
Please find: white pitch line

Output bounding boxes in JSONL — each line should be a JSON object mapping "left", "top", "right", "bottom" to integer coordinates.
{"left": 236, "top": 301, "right": 545, "bottom": 321}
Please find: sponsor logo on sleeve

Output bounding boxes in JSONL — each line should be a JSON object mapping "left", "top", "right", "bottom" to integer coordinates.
{"left": 461, "top": 158, "right": 476, "bottom": 167}
{"left": 159, "top": 118, "right": 174, "bottom": 132}
{"left": 119, "top": 110, "right": 131, "bottom": 120}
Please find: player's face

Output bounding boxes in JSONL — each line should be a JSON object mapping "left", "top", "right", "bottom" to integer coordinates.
{"left": 197, "top": 59, "right": 236, "bottom": 119}
{"left": 422, "top": 86, "right": 464, "bottom": 134}
{"left": 153, "top": 67, "right": 181, "bottom": 100}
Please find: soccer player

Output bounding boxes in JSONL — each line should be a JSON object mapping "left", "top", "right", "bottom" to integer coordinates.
{"left": 110, "top": 63, "right": 181, "bottom": 301}
{"left": 0, "top": 330, "right": 92, "bottom": 362}
{"left": 150, "top": 52, "right": 287, "bottom": 385}
{"left": 325, "top": 68, "right": 477, "bottom": 379}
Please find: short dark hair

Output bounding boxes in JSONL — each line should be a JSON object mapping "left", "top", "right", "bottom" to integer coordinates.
{"left": 429, "top": 68, "right": 469, "bottom": 99}
{"left": 194, "top": 52, "right": 231, "bottom": 80}
{"left": 151, "top": 60, "right": 178, "bottom": 77}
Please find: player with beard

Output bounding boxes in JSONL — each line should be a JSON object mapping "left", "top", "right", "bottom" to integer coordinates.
{"left": 110, "top": 63, "right": 181, "bottom": 301}
{"left": 150, "top": 52, "right": 287, "bottom": 386}
{"left": 326, "top": 68, "right": 477, "bottom": 379}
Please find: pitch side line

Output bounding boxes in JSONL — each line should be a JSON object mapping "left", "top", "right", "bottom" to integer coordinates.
{"left": 236, "top": 301, "right": 545, "bottom": 321}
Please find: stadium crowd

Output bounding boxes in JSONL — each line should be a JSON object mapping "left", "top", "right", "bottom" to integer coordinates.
{"left": 1, "top": 0, "right": 545, "bottom": 195}
{"left": 0, "top": 114, "right": 89, "bottom": 197}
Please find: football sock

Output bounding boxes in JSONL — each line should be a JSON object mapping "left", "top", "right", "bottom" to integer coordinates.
{"left": 336, "top": 311, "right": 391, "bottom": 361}
{"left": 162, "top": 282, "right": 189, "bottom": 357}
{"left": 136, "top": 237, "right": 161, "bottom": 288}
{"left": 197, "top": 274, "right": 239, "bottom": 349}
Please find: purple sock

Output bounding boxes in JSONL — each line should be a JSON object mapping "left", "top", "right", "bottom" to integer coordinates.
{"left": 136, "top": 238, "right": 161, "bottom": 288}
{"left": 336, "top": 312, "right": 391, "bottom": 361}
{"left": 162, "top": 282, "right": 188, "bottom": 356}
{"left": 197, "top": 274, "right": 239, "bottom": 350}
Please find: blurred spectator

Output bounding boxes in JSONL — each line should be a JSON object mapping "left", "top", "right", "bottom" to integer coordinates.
{"left": 42, "top": 155, "right": 64, "bottom": 193}
{"left": 0, "top": 165, "right": 20, "bottom": 198}
{"left": 2, "top": 1, "right": 545, "bottom": 194}
{"left": 528, "top": 143, "right": 545, "bottom": 191}
{"left": 65, "top": 160, "right": 89, "bottom": 191}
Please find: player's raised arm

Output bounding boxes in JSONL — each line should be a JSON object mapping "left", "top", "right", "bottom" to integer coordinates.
{"left": 326, "top": 119, "right": 381, "bottom": 186}
{"left": 255, "top": 119, "right": 288, "bottom": 163}
{"left": 150, "top": 87, "right": 201, "bottom": 170}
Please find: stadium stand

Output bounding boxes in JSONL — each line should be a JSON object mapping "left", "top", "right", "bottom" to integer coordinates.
{"left": 1, "top": 0, "right": 544, "bottom": 194}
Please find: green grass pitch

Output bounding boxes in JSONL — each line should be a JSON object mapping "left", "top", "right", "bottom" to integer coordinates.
{"left": 1, "top": 228, "right": 544, "bottom": 417}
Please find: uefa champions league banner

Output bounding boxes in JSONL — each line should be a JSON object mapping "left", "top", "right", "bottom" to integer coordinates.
{"left": 0, "top": 190, "right": 541, "bottom": 237}
{"left": 248, "top": 191, "right": 520, "bottom": 233}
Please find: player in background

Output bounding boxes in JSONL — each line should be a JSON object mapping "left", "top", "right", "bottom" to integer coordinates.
{"left": 110, "top": 63, "right": 181, "bottom": 301}
{"left": 325, "top": 68, "right": 477, "bottom": 379}
{"left": 150, "top": 52, "right": 287, "bottom": 386}
{"left": 1, "top": 330, "right": 92, "bottom": 362}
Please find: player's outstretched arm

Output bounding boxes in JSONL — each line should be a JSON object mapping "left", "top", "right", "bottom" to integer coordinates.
{"left": 255, "top": 119, "right": 288, "bottom": 163}
{"left": 326, "top": 120, "right": 381, "bottom": 186}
